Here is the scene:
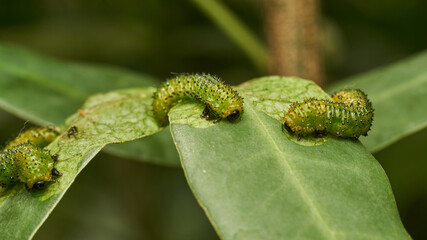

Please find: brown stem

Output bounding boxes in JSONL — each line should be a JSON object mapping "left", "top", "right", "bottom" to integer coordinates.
{"left": 265, "top": 0, "right": 325, "bottom": 86}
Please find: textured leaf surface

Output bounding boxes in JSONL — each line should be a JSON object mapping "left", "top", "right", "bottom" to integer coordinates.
{"left": 239, "top": 76, "right": 331, "bottom": 121}
{"left": 327, "top": 51, "right": 427, "bottom": 152}
{"left": 0, "top": 88, "right": 163, "bottom": 239}
{"left": 0, "top": 43, "right": 179, "bottom": 165}
{"left": 170, "top": 77, "right": 409, "bottom": 239}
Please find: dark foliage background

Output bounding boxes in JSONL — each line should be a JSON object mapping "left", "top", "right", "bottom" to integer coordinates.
{"left": 0, "top": 0, "right": 426, "bottom": 239}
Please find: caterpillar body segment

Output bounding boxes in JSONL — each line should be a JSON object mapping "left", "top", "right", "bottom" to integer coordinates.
{"left": 6, "top": 126, "right": 59, "bottom": 149}
{"left": 283, "top": 89, "right": 374, "bottom": 139}
{"left": 0, "top": 127, "right": 61, "bottom": 191}
{"left": 152, "top": 73, "right": 244, "bottom": 125}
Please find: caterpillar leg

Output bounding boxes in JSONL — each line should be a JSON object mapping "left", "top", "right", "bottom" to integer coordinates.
{"left": 226, "top": 110, "right": 241, "bottom": 121}
{"left": 200, "top": 105, "right": 240, "bottom": 124}
{"left": 213, "top": 118, "right": 222, "bottom": 124}
{"left": 283, "top": 123, "right": 301, "bottom": 141}
{"left": 50, "top": 154, "right": 62, "bottom": 177}
{"left": 200, "top": 105, "right": 221, "bottom": 123}
{"left": 283, "top": 122, "right": 293, "bottom": 134}
{"left": 314, "top": 130, "right": 327, "bottom": 138}
{"left": 52, "top": 168, "right": 62, "bottom": 177}
{"left": 29, "top": 181, "right": 49, "bottom": 190}
{"left": 200, "top": 105, "right": 211, "bottom": 119}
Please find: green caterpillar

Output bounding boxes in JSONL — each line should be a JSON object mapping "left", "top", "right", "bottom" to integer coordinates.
{"left": 152, "top": 73, "right": 244, "bottom": 125}
{"left": 0, "top": 127, "right": 62, "bottom": 190}
{"left": 282, "top": 89, "right": 374, "bottom": 140}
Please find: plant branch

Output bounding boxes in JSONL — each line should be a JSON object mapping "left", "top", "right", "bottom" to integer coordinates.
{"left": 265, "top": 0, "right": 325, "bottom": 86}
{"left": 190, "top": 0, "right": 268, "bottom": 73}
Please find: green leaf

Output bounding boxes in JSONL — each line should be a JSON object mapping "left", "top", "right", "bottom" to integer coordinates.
{"left": 104, "top": 128, "right": 179, "bottom": 167}
{"left": 0, "top": 43, "right": 179, "bottom": 165}
{"left": 238, "top": 76, "right": 332, "bottom": 121}
{"left": 327, "top": 51, "right": 427, "bottom": 152}
{"left": 170, "top": 77, "right": 409, "bottom": 239}
{"left": 0, "top": 43, "right": 158, "bottom": 125}
{"left": 0, "top": 87, "right": 164, "bottom": 239}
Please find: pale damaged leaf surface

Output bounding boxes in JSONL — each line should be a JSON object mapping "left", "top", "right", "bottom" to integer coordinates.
{"left": 170, "top": 77, "right": 409, "bottom": 240}
{"left": 328, "top": 51, "right": 427, "bottom": 152}
{"left": 239, "top": 76, "right": 331, "bottom": 121}
{"left": 168, "top": 102, "right": 216, "bottom": 128}
{"left": 0, "top": 87, "right": 163, "bottom": 239}
{"left": 167, "top": 76, "right": 330, "bottom": 129}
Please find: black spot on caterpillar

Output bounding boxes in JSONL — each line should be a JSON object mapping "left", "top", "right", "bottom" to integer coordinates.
{"left": 282, "top": 89, "right": 374, "bottom": 140}
{"left": 152, "top": 73, "right": 244, "bottom": 125}
{"left": 0, "top": 127, "right": 62, "bottom": 190}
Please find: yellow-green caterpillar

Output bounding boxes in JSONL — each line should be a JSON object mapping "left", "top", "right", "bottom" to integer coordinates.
{"left": 152, "top": 73, "right": 244, "bottom": 125}
{"left": 283, "top": 89, "right": 374, "bottom": 140}
{"left": 0, "top": 127, "right": 62, "bottom": 190}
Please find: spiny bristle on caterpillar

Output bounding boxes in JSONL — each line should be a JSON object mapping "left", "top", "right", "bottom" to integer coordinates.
{"left": 152, "top": 73, "right": 244, "bottom": 126}
{"left": 0, "top": 127, "right": 61, "bottom": 191}
{"left": 282, "top": 89, "right": 374, "bottom": 140}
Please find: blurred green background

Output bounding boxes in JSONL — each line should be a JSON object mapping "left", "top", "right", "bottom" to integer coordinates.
{"left": 0, "top": 0, "right": 426, "bottom": 239}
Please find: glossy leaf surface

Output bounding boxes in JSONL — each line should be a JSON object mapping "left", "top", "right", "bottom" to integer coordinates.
{"left": 0, "top": 88, "right": 163, "bottom": 239}
{"left": 170, "top": 77, "right": 409, "bottom": 239}
{"left": 328, "top": 51, "right": 427, "bottom": 152}
{"left": 0, "top": 43, "right": 179, "bottom": 165}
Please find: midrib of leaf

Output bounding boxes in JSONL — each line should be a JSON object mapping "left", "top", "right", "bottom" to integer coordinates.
{"left": 247, "top": 105, "right": 335, "bottom": 238}
{"left": 0, "top": 62, "right": 87, "bottom": 100}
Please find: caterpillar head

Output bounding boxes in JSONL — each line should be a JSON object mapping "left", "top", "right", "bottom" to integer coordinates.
{"left": 227, "top": 109, "right": 241, "bottom": 121}
{"left": 221, "top": 98, "right": 244, "bottom": 122}
{"left": 11, "top": 144, "right": 62, "bottom": 190}
{"left": 202, "top": 103, "right": 243, "bottom": 123}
